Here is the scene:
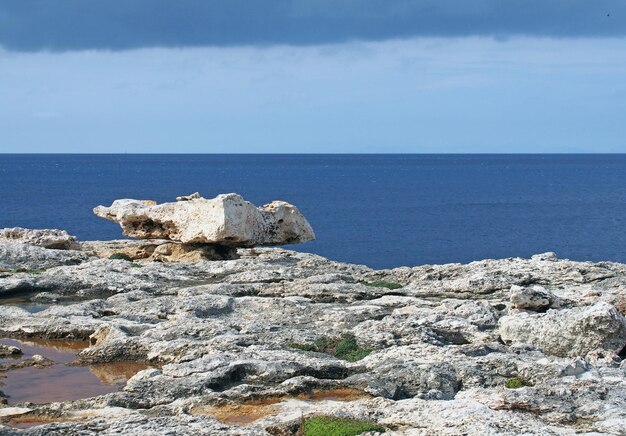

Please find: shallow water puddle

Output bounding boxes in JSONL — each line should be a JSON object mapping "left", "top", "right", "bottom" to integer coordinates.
{"left": 4, "top": 415, "right": 79, "bottom": 430}
{"left": 0, "top": 338, "right": 149, "bottom": 405}
{"left": 0, "top": 294, "right": 49, "bottom": 314}
{"left": 195, "top": 388, "right": 369, "bottom": 426}
{"left": 206, "top": 401, "right": 280, "bottom": 425}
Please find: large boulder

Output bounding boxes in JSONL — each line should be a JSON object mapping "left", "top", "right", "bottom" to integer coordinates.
{"left": 499, "top": 302, "right": 626, "bottom": 357}
{"left": 94, "top": 193, "right": 315, "bottom": 247}
{"left": 0, "top": 227, "right": 77, "bottom": 250}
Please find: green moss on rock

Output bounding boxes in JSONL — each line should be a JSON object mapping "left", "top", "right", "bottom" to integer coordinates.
{"left": 289, "top": 333, "right": 371, "bottom": 362}
{"left": 302, "top": 416, "right": 384, "bottom": 436}
{"left": 505, "top": 377, "right": 528, "bottom": 389}
{"left": 108, "top": 253, "right": 133, "bottom": 261}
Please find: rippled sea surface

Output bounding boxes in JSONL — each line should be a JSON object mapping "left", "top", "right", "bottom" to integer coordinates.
{"left": 1, "top": 154, "right": 625, "bottom": 269}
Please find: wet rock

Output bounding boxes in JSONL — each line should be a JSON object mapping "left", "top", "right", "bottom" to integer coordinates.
{"left": 0, "top": 344, "right": 22, "bottom": 358}
{"left": 93, "top": 193, "right": 315, "bottom": 246}
{"left": 499, "top": 302, "right": 626, "bottom": 357}
{"left": 0, "top": 228, "right": 78, "bottom": 250}
{"left": 0, "top": 354, "right": 54, "bottom": 371}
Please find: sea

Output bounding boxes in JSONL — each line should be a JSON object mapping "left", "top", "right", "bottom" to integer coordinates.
{"left": 1, "top": 154, "right": 625, "bottom": 269}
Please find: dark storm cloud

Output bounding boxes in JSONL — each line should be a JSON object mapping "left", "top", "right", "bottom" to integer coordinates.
{"left": 1, "top": 0, "right": 625, "bottom": 51}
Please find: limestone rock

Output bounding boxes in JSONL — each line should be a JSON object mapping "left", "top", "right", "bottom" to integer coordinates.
{"left": 80, "top": 240, "right": 238, "bottom": 262}
{"left": 531, "top": 252, "right": 558, "bottom": 262}
{"left": 509, "top": 285, "right": 558, "bottom": 311}
{"left": 0, "top": 227, "right": 78, "bottom": 249}
{"left": 0, "top": 242, "right": 89, "bottom": 271}
{"left": 499, "top": 302, "right": 626, "bottom": 357}
{"left": 0, "top": 344, "right": 21, "bottom": 358}
{"left": 2, "top": 242, "right": 626, "bottom": 434}
{"left": 93, "top": 193, "right": 315, "bottom": 246}
{"left": 176, "top": 192, "right": 201, "bottom": 201}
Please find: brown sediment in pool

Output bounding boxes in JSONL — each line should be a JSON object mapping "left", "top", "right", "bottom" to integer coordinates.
{"left": 199, "top": 401, "right": 281, "bottom": 426}
{"left": 193, "top": 388, "right": 370, "bottom": 426}
{"left": 2, "top": 414, "right": 80, "bottom": 430}
{"left": 0, "top": 338, "right": 150, "bottom": 405}
{"left": 296, "top": 388, "right": 369, "bottom": 402}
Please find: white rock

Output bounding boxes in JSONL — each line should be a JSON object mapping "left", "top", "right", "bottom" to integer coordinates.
{"left": 0, "top": 227, "right": 78, "bottom": 249}
{"left": 510, "top": 285, "right": 557, "bottom": 311}
{"left": 93, "top": 193, "right": 315, "bottom": 246}
{"left": 531, "top": 252, "right": 558, "bottom": 261}
{"left": 0, "top": 407, "right": 32, "bottom": 418}
{"left": 499, "top": 302, "right": 626, "bottom": 357}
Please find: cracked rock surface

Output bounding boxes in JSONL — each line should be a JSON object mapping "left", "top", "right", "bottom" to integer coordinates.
{"left": 0, "top": 236, "right": 626, "bottom": 435}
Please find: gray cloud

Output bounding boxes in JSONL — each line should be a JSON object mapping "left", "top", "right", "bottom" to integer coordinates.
{"left": 1, "top": 0, "right": 624, "bottom": 51}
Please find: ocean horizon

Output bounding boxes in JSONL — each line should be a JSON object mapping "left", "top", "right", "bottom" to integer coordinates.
{"left": 2, "top": 153, "right": 626, "bottom": 269}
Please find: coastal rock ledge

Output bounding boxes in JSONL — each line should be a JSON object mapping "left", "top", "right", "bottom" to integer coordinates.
{"left": 93, "top": 193, "right": 315, "bottom": 246}
{"left": 1, "top": 228, "right": 626, "bottom": 435}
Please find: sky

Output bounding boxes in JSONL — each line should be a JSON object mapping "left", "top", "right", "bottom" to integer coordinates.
{"left": 1, "top": 0, "right": 625, "bottom": 153}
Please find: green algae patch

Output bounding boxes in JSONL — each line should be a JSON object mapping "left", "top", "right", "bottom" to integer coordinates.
{"left": 302, "top": 416, "right": 384, "bottom": 436}
{"left": 9, "top": 268, "right": 45, "bottom": 275}
{"left": 108, "top": 253, "right": 133, "bottom": 261}
{"left": 290, "top": 334, "right": 371, "bottom": 362}
{"left": 505, "top": 377, "right": 529, "bottom": 389}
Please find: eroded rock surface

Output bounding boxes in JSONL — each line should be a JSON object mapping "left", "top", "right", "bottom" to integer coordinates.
{"left": 93, "top": 193, "right": 315, "bottom": 246}
{"left": 500, "top": 302, "right": 626, "bottom": 358}
{"left": 0, "top": 228, "right": 78, "bottom": 250}
{"left": 0, "top": 243, "right": 88, "bottom": 274}
{"left": 0, "top": 238, "right": 626, "bottom": 435}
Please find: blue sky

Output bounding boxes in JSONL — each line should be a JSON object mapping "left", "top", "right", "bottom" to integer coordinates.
{"left": 1, "top": 1, "right": 625, "bottom": 153}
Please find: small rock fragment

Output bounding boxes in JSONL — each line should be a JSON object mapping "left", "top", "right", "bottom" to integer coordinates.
{"left": 531, "top": 252, "right": 558, "bottom": 261}
{"left": 0, "top": 344, "right": 22, "bottom": 358}
{"left": 509, "top": 285, "right": 557, "bottom": 311}
{"left": 176, "top": 192, "right": 201, "bottom": 201}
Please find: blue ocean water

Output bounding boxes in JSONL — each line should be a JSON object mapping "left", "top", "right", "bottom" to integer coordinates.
{"left": 1, "top": 154, "right": 625, "bottom": 269}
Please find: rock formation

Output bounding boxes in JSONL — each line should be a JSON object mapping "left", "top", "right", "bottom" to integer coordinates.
{"left": 500, "top": 302, "right": 626, "bottom": 358}
{"left": 0, "top": 228, "right": 77, "bottom": 250}
{"left": 93, "top": 193, "right": 315, "bottom": 247}
{"left": 1, "top": 230, "right": 626, "bottom": 435}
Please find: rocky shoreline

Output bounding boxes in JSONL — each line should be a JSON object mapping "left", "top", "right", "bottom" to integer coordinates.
{"left": 0, "top": 228, "right": 626, "bottom": 434}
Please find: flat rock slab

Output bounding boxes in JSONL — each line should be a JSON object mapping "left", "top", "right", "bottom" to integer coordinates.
{"left": 94, "top": 193, "right": 315, "bottom": 247}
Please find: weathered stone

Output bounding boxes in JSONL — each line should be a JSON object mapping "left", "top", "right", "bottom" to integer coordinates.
{"left": 509, "top": 285, "right": 558, "bottom": 311}
{"left": 0, "top": 344, "right": 21, "bottom": 358}
{"left": 93, "top": 193, "right": 315, "bottom": 246}
{"left": 176, "top": 192, "right": 201, "bottom": 201}
{"left": 499, "top": 302, "right": 626, "bottom": 357}
{"left": 0, "top": 242, "right": 89, "bottom": 271}
{"left": 80, "top": 240, "right": 237, "bottom": 262}
{"left": 531, "top": 252, "right": 558, "bottom": 262}
{"left": 1, "top": 239, "right": 626, "bottom": 434}
{"left": 0, "top": 227, "right": 78, "bottom": 250}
